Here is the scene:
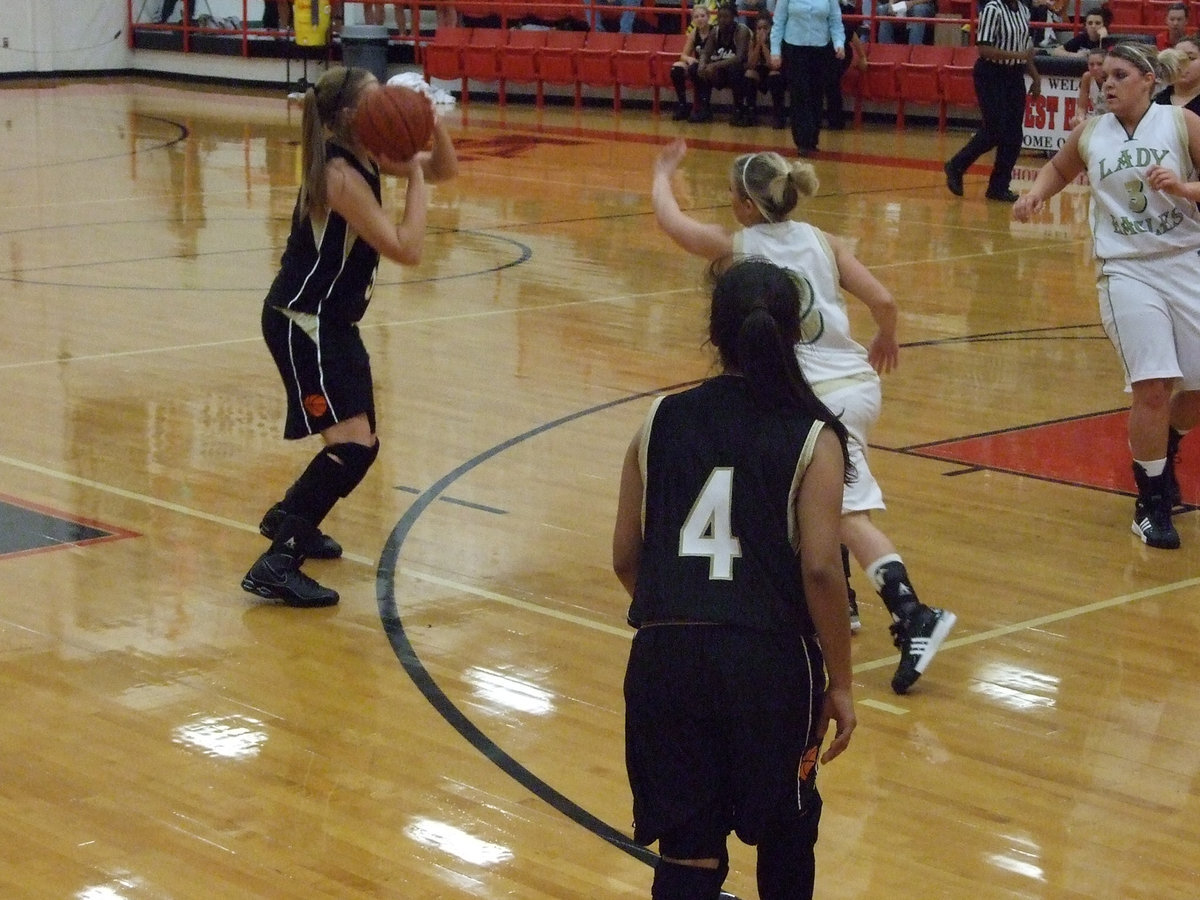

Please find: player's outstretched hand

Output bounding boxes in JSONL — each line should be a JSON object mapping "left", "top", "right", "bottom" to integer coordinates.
{"left": 868, "top": 331, "right": 899, "bottom": 375}
{"left": 1012, "top": 193, "right": 1044, "bottom": 222}
{"left": 654, "top": 138, "right": 688, "bottom": 179}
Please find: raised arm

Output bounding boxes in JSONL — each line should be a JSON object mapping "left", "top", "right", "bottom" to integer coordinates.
{"left": 328, "top": 155, "right": 428, "bottom": 267}
{"left": 651, "top": 139, "right": 735, "bottom": 261}
{"left": 415, "top": 115, "right": 459, "bottom": 183}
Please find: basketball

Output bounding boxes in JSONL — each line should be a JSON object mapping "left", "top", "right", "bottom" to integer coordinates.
{"left": 352, "top": 85, "right": 434, "bottom": 163}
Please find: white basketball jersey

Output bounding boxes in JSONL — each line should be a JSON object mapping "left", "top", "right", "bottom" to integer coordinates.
{"left": 734, "top": 221, "right": 873, "bottom": 385}
{"left": 1079, "top": 103, "right": 1200, "bottom": 260}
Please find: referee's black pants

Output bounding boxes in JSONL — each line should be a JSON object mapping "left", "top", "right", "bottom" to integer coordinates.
{"left": 782, "top": 42, "right": 837, "bottom": 153}
{"left": 947, "top": 59, "right": 1027, "bottom": 195}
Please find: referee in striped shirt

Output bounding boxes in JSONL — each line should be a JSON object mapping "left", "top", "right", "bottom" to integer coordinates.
{"left": 944, "top": 0, "right": 1043, "bottom": 202}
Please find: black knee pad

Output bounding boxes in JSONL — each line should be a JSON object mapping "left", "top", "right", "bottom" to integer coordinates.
{"left": 651, "top": 854, "right": 729, "bottom": 900}
{"left": 327, "top": 440, "right": 378, "bottom": 497}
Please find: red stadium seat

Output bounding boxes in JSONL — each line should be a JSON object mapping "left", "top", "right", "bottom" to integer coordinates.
{"left": 423, "top": 26, "right": 472, "bottom": 99}
{"left": 613, "top": 33, "right": 666, "bottom": 112}
{"left": 536, "top": 29, "right": 587, "bottom": 107}
{"left": 940, "top": 44, "right": 979, "bottom": 125}
{"left": 652, "top": 32, "right": 688, "bottom": 116}
{"left": 574, "top": 31, "right": 625, "bottom": 110}
{"left": 460, "top": 28, "right": 506, "bottom": 106}
{"left": 1143, "top": 0, "right": 1189, "bottom": 28}
{"left": 1106, "top": 0, "right": 1144, "bottom": 29}
{"left": 897, "top": 44, "right": 954, "bottom": 131}
{"left": 498, "top": 29, "right": 549, "bottom": 106}
{"left": 860, "top": 43, "right": 911, "bottom": 129}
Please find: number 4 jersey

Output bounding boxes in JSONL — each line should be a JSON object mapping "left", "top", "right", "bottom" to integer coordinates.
{"left": 627, "top": 374, "right": 828, "bottom": 636}
{"left": 1079, "top": 103, "right": 1200, "bottom": 261}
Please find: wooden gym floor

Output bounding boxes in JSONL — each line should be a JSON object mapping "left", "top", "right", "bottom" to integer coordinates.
{"left": 0, "top": 77, "right": 1198, "bottom": 898}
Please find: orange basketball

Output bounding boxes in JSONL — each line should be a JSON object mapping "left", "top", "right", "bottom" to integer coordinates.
{"left": 352, "top": 85, "right": 434, "bottom": 163}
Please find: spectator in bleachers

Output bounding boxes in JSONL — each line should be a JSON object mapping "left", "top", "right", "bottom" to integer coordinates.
{"left": 671, "top": 5, "right": 716, "bottom": 119}
{"left": 1051, "top": 5, "right": 1110, "bottom": 56}
{"left": 1154, "top": 35, "right": 1200, "bottom": 112}
{"left": 588, "top": 0, "right": 639, "bottom": 33}
{"left": 1029, "top": 0, "right": 1066, "bottom": 48}
{"left": 363, "top": 3, "right": 409, "bottom": 34}
{"left": 263, "top": 2, "right": 292, "bottom": 31}
{"left": 738, "top": 12, "right": 789, "bottom": 126}
{"left": 771, "top": 0, "right": 846, "bottom": 155}
{"left": 691, "top": 2, "right": 753, "bottom": 122}
{"left": 861, "top": 0, "right": 937, "bottom": 45}
{"left": 1155, "top": 3, "right": 1190, "bottom": 50}
{"left": 737, "top": 0, "right": 775, "bottom": 25}
{"left": 158, "top": 0, "right": 190, "bottom": 23}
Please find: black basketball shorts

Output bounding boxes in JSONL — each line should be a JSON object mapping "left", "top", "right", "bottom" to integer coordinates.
{"left": 262, "top": 305, "right": 377, "bottom": 440}
{"left": 623, "top": 624, "right": 825, "bottom": 851}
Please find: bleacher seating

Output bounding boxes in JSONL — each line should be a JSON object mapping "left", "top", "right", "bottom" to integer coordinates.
{"left": 1143, "top": 0, "right": 1189, "bottom": 28}
{"left": 536, "top": 29, "right": 587, "bottom": 108}
{"left": 613, "top": 33, "right": 666, "bottom": 112}
{"left": 422, "top": 26, "right": 472, "bottom": 99}
{"left": 857, "top": 43, "right": 910, "bottom": 129}
{"left": 460, "top": 27, "right": 507, "bottom": 106}
{"left": 1107, "top": 0, "right": 1144, "bottom": 29}
{"left": 939, "top": 44, "right": 979, "bottom": 127}
{"left": 412, "top": 3, "right": 990, "bottom": 123}
{"left": 897, "top": 45, "right": 954, "bottom": 131}
{"left": 498, "top": 29, "right": 548, "bottom": 106}
{"left": 653, "top": 32, "right": 687, "bottom": 114}
{"left": 574, "top": 31, "right": 625, "bottom": 110}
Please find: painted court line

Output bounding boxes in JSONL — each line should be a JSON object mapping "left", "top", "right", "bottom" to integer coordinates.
{"left": 4, "top": 453, "right": 1196, "bottom": 673}
{"left": 0, "top": 288, "right": 692, "bottom": 372}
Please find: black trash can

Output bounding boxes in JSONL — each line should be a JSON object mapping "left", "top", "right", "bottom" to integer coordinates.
{"left": 340, "top": 24, "right": 389, "bottom": 82}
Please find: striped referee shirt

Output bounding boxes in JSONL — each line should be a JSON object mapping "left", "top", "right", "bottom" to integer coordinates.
{"left": 977, "top": 0, "right": 1031, "bottom": 65}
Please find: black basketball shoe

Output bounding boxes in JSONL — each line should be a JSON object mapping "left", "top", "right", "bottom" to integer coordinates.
{"left": 242, "top": 550, "right": 340, "bottom": 608}
{"left": 890, "top": 606, "right": 957, "bottom": 695}
{"left": 243, "top": 514, "right": 339, "bottom": 608}
{"left": 259, "top": 503, "right": 343, "bottom": 559}
{"left": 1132, "top": 463, "right": 1180, "bottom": 549}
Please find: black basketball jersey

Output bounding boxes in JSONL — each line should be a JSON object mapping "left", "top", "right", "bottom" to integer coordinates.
{"left": 264, "top": 142, "right": 382, "bottom": 326}
{"left": 704, "top": 22, "right": 747, "bottom": 64}
{"left": 628, "top": 374, "right": 824, "bottom": 635}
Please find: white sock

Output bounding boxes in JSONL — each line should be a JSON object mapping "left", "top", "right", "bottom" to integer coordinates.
{"left": 1134, "top": 458, "right": 1167, "bottom": 478}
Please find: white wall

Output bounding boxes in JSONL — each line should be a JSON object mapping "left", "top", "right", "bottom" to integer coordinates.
{"left": 0, "top": 1, "right": 132, "bottom": 74}
{"left": 0, "top": 2, "right": 399, "bottom": 78}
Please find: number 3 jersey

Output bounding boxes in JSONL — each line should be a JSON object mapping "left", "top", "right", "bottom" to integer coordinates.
{"left": 1079, "top": 102, "right": 1200, "bottom": 261}
{"left": 627, "top": 374, "right": 827, "bottom": 636}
